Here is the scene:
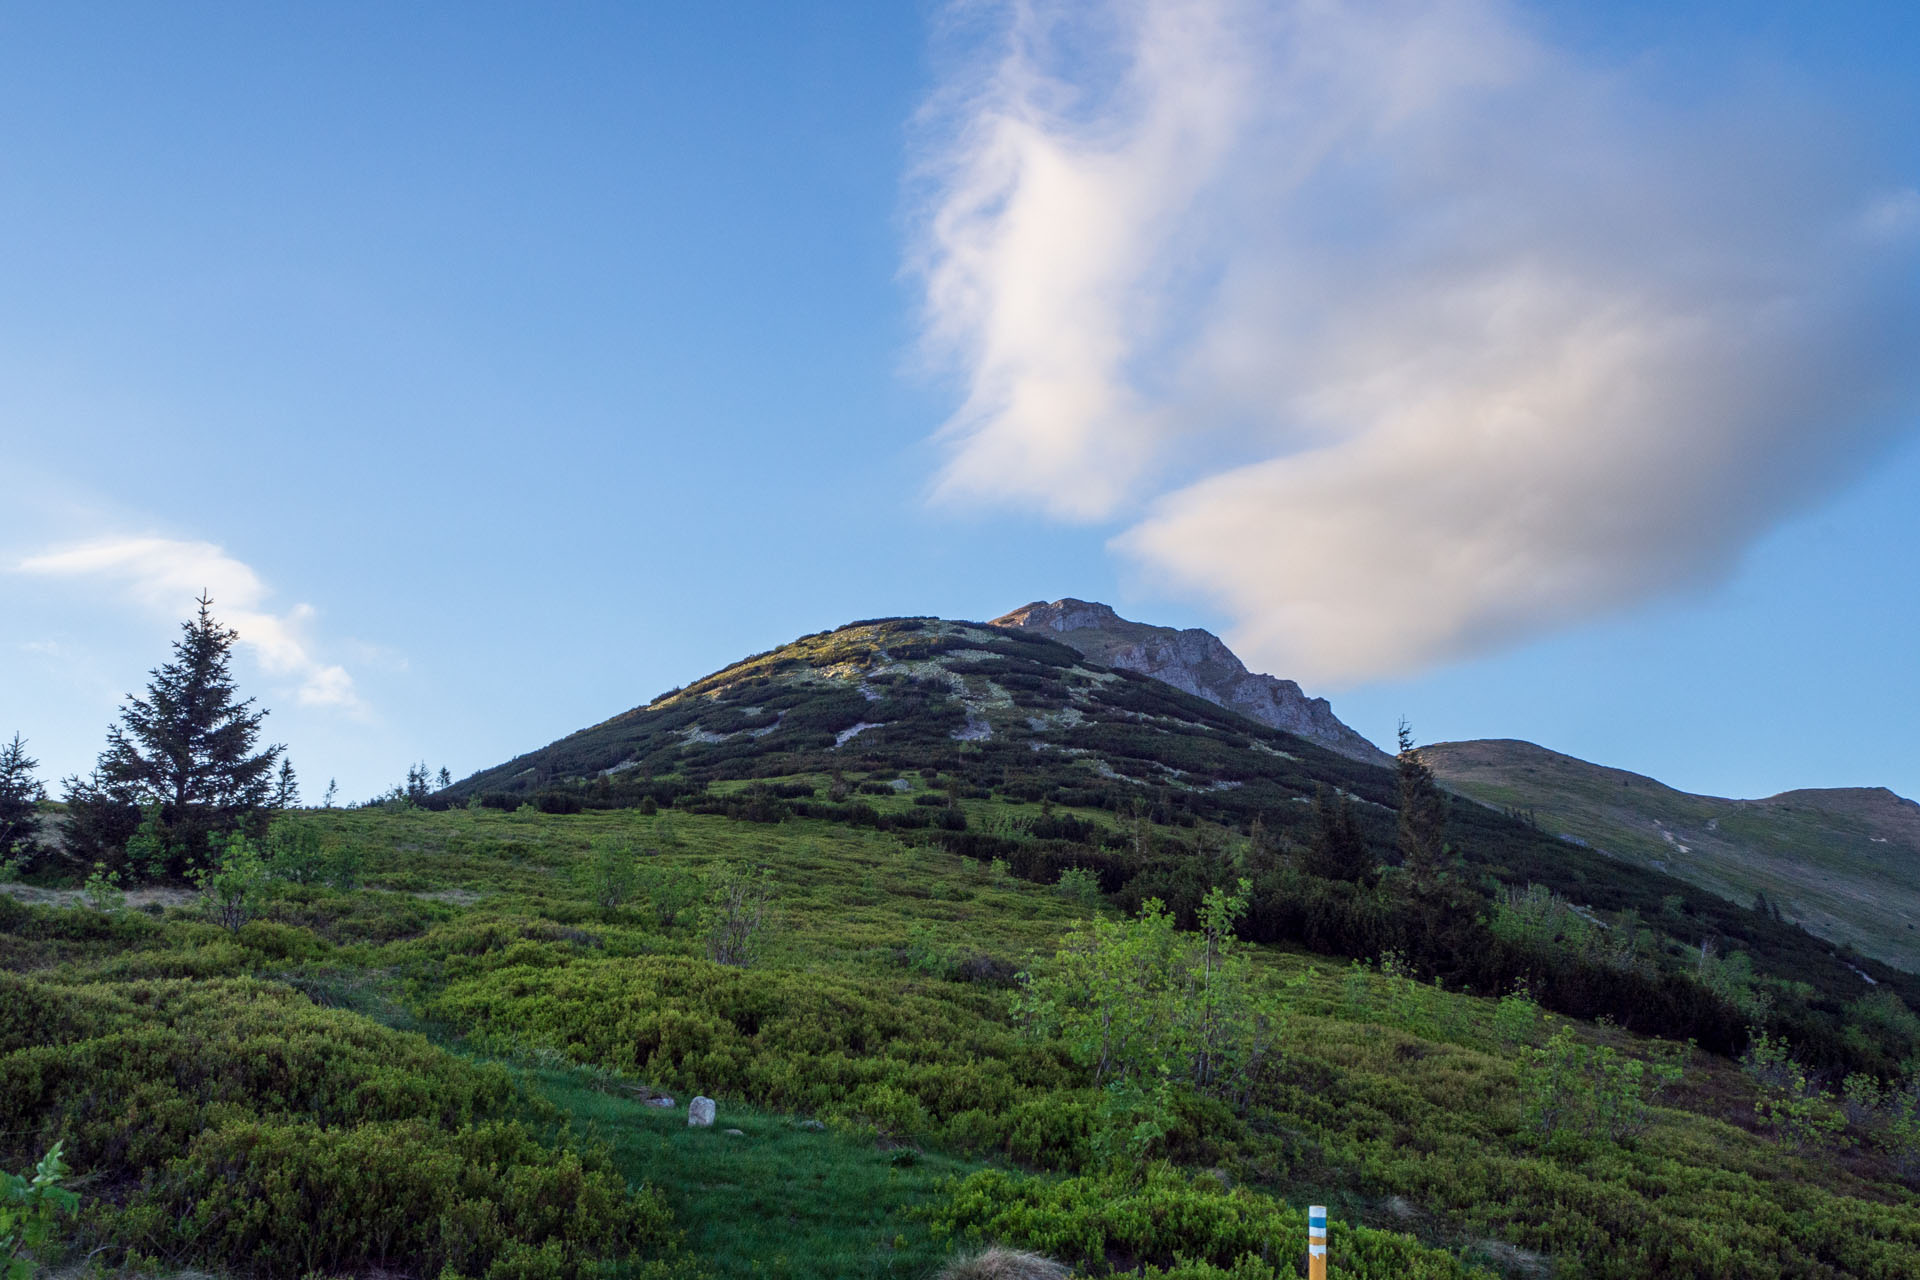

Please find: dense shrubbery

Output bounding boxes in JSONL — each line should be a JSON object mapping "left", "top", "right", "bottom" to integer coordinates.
{"left": 1015, "top": 887, "right": 1275, "bottom": 1126}
{"left": 16, "top": 601, "right": 1920, "bottom": 1280}
{"left": 0, "top": 960, "right": 679, "bottom": 1279}
{"left": 423, "top": 612, "right": 1916, "bottom": 1085}
{"left": 426, "top": 953, "right": 1093, "bottom": 1160}
{"left": 140, "top": 1117, "right": 666, "bottom": 1279}
{"left": 926, "top": 1168, "right": 1483, "bottom": 1279}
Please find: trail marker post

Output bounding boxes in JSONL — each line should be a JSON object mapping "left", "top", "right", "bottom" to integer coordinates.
{"left": 1308, "top": 1204, "right": 1327, "bottom": 1280}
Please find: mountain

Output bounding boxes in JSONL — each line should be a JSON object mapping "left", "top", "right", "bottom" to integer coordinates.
{"left": 1426, "top": 738, "right": 1920, "bottom": 973}
{"left": 17, "top": 613, "right": 1920, "bottom": 1280}
{"left": 449, "top": 613, "right": 1397, "bottom": 811}
{"left": 990, "top": 599, "right": 1391, "bottom": 766}
{"left": 449, "top": 614, "right": 1920, "bottom": 1049}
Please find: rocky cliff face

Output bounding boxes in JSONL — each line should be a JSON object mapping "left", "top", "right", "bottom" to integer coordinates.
{"left": 991, "top": 599, "right": 1391, "bottom": 766}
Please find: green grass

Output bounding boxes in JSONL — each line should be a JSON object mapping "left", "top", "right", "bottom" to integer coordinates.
{"left": 9, "top": 795, "right": 1920, "bottom": 1278}
{"left": 526, "top": 1065, "right": 984, "bottom": 1280}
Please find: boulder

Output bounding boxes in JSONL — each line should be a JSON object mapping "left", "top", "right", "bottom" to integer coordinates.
{"left": 688, "top": 1096, "right": 716, "bottom": 1127}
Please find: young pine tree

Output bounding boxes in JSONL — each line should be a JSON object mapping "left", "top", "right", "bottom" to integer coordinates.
{"left": 1394, "top": 720, "right": 1449, "bottom": 895}
{"left": 63, "top": 593, "right": 284, "bottom": 878}
{"left": 404, "top": 761, "right": 433, "bottom": 805}
{"left": 271, "top": 758, "right": 300, "bottom": 809}
{"left": 0, "top": 733, "right": 45, "bottom": 869}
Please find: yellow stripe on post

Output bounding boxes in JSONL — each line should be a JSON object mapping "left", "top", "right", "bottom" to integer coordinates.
{"left": 1308, "top": 1205, "right": 1328, "bottom": 1280}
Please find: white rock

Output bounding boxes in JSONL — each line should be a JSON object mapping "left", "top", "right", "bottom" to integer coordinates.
{"left": 688, "top": 1096, "right": 716, "bottom": 1127}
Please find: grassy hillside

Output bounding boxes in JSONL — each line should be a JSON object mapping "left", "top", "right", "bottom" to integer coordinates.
{"left": 11, "top": 616, "right": 1920, "bottom": 1276}
{"left": 7, "top": 798, "right": 1920, "bottom": 1277}
{"left": 1426, "top": 739, "right": 1920, "bottom": 973}
{"left": 435, "top": 617, "right": 1920, "bottom": 1070}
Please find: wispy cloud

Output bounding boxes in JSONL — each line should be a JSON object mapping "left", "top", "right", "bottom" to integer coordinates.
{"left": 912, "top": 0, "right": 1920, "bottom": 683}
{"left": 16, "top": 537, "right": 362, "bottom": 710}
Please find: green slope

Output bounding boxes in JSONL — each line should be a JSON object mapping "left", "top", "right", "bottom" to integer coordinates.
{"left": 9, "top": 801, "right": 1920, "bottom": 1278}
{"left": 441, "top": 616, "right": 1920, "bottom": 1039}
{"left": 1426, "top": 739, "right": 1920, "bottom": 973}
{"left": 12, "top": 613, "right": 1920, "bottom": 1277}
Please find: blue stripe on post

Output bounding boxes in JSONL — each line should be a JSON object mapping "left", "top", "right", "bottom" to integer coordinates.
{"left": 1310, "top": 1215, "right": 1327, "bottom": 1229}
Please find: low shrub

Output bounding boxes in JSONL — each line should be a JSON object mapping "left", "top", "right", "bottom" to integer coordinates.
{"left": 925, "top": 1168, "right": 1484, "bottom": 1278}
{"left": 0, "top": 972, "right": 679, "bottom": 1279}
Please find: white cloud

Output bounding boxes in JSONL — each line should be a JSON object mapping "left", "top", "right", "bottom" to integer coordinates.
{"left": 912, "top": 0, "right": 1920, "bottom": 683}
{"left": 15, "top": 537, "right": 362, "bottom": 710}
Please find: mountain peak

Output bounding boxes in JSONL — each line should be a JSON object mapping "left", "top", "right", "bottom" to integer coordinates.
{"left": 991, "top": 599, "right": 1390, "bottom": 765}
{"left": 996, "top": 598, "right": 1124, "bottom": 630}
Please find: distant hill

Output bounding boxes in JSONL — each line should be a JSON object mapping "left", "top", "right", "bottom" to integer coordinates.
{"left": 1426, "top": 738, "right": 1920, "bottom": 973}
{"left": 991, "top": 598, "right": 1391, "bottom": 765}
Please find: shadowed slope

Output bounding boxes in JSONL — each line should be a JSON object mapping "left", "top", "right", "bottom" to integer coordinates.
{"left": 1427, "top": 739, "right": 1920, "bottom": 972}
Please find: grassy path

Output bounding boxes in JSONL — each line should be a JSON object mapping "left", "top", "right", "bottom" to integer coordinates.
{"left": 525, "top": 1065, "right": 984, "bottom": 1279}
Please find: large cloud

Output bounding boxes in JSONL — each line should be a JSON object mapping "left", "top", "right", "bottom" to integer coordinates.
{"left": 911, "top": 0, "right": 1920, "bottom": 683}
{"left": 16, "top": 537, "right": 361, "bottom": 710}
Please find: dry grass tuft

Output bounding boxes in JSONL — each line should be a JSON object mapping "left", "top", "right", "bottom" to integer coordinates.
{"left": 935, "top": 1246, "right": 1071, "bottom": 1280}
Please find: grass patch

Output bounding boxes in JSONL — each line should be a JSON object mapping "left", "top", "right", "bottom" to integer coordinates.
{"left": 527, "top": 1064, "right": 982, "bottom": 1279}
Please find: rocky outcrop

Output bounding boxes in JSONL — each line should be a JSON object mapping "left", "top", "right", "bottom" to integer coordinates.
{"left": 991, "top": 599, "right": 1390, "bottom": 766}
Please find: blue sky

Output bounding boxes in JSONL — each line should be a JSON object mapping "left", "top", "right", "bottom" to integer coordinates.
{"left": 2, "top": 1, "right": 1916, "bottom": 805}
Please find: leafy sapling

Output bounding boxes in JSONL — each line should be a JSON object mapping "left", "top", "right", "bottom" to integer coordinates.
{"left": 703, "top": 861, "right": 774, "bottom": 966}
{"left": 1055, "top": 866, "right": 1102, "bottom": 908}
{"left": 81, "top": 861, "right": 126, "bottom": 915}
{"left": 584, "top": 835, "right": 640, "bottom": 916}
{"left": 194, "top": 830, "right": 269, "bottom": 931}
{"left": 1, "top": 1142, "right": 79, "bottom": 1280}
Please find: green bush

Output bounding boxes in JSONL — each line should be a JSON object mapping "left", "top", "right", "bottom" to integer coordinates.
{"left": 193, "top": 831, "right": 269, "bottom": 931}
{"left": 2, "top": 1142, "right": 78, "bottom": 1280}
{"left": 0, "top": 972, "right": 678, "bottom": 1279}
{"left": 1054, "top": 866, "right": 1102, "bottom": 908}
{"left": 1519, "top": 1026, "right": 1686, "bottom": 1147}
{"left": 136, "top": 1117, "right": 667, "bottom": 1279}
{"left": 582, "top": 835, "right": 640, "bottom": 916}
{"left": 428, "top": 955, "right": 1085, "bottom": 1158}
{"left": 925, "top": 1167, "right": 1484, "bottom": 1278}
{"left": 1013, "top": 887, "right": 1274, "bottom": 1115}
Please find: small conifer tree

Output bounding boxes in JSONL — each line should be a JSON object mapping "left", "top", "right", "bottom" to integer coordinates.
{"left": 0, "top": 733, "right": 44, "bottom": 870}
{"left": 1394, "top": 720, "right": 1448, "bottom": 894}
{"left": 271, "top": 758, "right": 300, "bottom": 809}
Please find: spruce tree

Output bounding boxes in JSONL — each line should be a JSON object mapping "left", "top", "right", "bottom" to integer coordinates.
{"left": 1394, "top": 720, "right": 1448, "bottom": 894}
{"left": 271, "top": 758, "right": 300, "bottom": 809}
{"left": 63, "top": 593, "right": 284, "bottom": 878}
{"left": 0, "top": 732, "right": 45, "bottom": 868}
